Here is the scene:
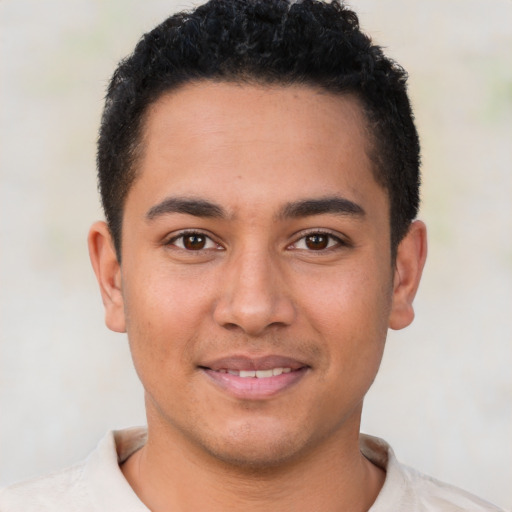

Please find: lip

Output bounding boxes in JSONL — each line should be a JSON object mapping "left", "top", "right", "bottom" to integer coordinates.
{"left": 199, "top": 354, "right": 310, "bottom": 399}
{"left": 200, "top": 354, "right": 307, "bottom": 372}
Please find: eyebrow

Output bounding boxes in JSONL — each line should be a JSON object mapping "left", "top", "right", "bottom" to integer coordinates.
{"left": 279, "top": 196, "right": 365, "bottom": 219}
{"left": 145, "top": 195, "right": 365, "bottom": 222}
{"left": 146, "top": 197, "right": 226, "bottom": 220}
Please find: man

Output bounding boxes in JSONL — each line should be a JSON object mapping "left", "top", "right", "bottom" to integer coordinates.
{"left": 0, "top": 0, "right": 505, "bottom": 510}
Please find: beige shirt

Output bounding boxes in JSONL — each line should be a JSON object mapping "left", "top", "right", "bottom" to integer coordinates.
{"left": 0, "top": 428, "right": 504, "bottom": 511}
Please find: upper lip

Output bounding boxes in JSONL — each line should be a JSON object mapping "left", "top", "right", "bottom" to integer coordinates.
{"left": 199, "top": 355, "right": 308, "bottom": 372}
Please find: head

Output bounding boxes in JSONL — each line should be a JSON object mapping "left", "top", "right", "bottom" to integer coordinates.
{"left": 90, "top": 80, "right": 427, "bottom": 470}
{"left": 89, "top": 0, "right": 427, "bottom": 472}
{"left": 97, "top": 0, "right": 420, "bottom": 261}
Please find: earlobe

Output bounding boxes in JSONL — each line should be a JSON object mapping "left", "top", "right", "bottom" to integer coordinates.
{"left": 87, "top": 221, "right": 126, "bottom": 333}
{"left": 388, "top": 220, "right": 427, "bottom": 331}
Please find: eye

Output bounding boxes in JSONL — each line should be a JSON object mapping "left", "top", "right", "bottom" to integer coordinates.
{"left": 291, "top": 232, "right": 344, "bottom": 251}
{"left": 168, "top": 231, "right": 221, "bottom": 251}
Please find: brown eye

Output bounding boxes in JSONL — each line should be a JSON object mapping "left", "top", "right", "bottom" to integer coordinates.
{"left": 305, "top": 233, "right": 330, "bottom": 250}
{"left": 169, "top": 232, "right": 221, "bottom": 251}
{"left": 290, "top": 232, "right": 344, "bottom": 252}
{"left": 183, "top": 234, "right": 207, "bottom": 250}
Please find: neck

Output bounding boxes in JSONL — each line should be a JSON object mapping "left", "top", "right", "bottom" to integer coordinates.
{"left": 122, "top": 414, "right": 385, "bottom": 512}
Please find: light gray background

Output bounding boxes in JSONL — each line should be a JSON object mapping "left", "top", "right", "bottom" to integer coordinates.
{"left": 1, "top": 1, "right": 511, "bottom": 509}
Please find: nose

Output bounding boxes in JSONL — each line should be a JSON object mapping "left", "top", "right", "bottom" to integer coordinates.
{"left": 213, "top": 247, "right": 296, "bottom": 336}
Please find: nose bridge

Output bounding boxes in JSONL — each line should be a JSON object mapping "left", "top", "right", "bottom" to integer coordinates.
{"left": 213, "top": 242, "right": 294, "bottom": 335}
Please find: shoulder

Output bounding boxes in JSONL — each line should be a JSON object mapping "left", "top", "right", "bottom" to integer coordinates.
{"left": 0, "top": 462, "right": 90, "bottom": 512}
{"left": 0, "top": 428, "right": 147, "bottom": 512}
{"left": 360, "top": 434, "right": 506, "bottom": 512}
{"left": 398, "top": 463, "right": 505, "bottom": 512}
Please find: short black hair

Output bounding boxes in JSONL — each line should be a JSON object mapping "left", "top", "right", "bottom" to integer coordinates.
{"left": 98, "top": 0, "right": 420, "bottom": 259}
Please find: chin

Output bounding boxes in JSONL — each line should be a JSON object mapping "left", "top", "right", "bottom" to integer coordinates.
{"left": 196, "top": 419, "right": 317, "bottom": 471}
{"left": 206, "top": 440, "right": 300, "bottom": 471}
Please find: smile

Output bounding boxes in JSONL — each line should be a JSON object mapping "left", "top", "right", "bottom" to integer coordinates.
{"left": 199, "top": 356, "right": 309, "bottom": 399}
{"left": 215, "top": 368, "right": 293, "bottom": 378}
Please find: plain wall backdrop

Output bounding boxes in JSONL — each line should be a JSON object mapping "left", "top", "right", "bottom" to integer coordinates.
{"left": 1, "top": 0, "right": 511, "bottom": 509}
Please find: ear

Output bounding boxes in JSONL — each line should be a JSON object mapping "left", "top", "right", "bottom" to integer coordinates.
{"left": 388, "top": 220, "right": 427, "bottom": 330}
{"left": 88, "top": 221, "right": 126, "bottom": 333}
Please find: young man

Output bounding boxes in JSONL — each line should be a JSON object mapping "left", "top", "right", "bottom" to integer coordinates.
{"left": 0, "top": 1, "right": 505, "bottom": 511}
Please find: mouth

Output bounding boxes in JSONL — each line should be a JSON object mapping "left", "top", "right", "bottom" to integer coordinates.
{"left": 199, "top": 355, "right": 309, "bottom": 399}
{"left": 212, "top": 367, "right": 293, "bottom": 378}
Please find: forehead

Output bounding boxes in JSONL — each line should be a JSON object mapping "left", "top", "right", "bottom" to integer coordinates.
{"left": 142, "top": 82, "right": 370, "bottom": 162}
{"left": 129, "top": 81, "right": 386, "bottom": 220}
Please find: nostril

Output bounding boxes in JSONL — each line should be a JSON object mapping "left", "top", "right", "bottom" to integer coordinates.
{"left": 222, "top": 322, "right": 241, "bottom": 331}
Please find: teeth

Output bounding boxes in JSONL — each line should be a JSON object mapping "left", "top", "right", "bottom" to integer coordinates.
{"left": 255, "top": 369, "right": 273, "bottom": 378}
{"left": 218, "top": 368, "right": 293, "bottom": 378}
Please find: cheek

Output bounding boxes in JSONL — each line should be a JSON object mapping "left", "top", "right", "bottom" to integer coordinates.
{"left": 298, "top": 262, "right": 391, "bottom": 375}
{"left": 122, "top": 267, "right": 215, "bottom": 374}
{"left": 300, "top": 263, "right": 392, "bottom": 328}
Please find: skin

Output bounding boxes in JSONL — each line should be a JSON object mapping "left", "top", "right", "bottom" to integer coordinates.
{"left": 89, "top": 82, "right": 427, "bottom": 511}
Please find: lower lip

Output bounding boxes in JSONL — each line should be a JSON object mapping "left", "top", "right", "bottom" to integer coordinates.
{"left": 202, "top": 368, "right": 308, "bottom": 399}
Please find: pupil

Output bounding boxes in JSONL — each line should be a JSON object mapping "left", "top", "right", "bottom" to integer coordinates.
{"left": 306, "top": 234, "right": 328, "bottom": 250}
{"left": 184, "top": 234, "right": 205, "bottom": 250}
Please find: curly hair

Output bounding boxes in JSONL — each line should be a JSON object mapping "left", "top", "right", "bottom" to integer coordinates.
{"left": 97, "top": 0, "right": 420, "bottom": 259}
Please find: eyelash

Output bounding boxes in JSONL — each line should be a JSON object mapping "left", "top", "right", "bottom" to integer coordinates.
{"left": 166, "top": 230, "right": 223, "bottom": 251}
{"left": 289, "top": 230, "right": 348, "bottom": 252}
{"left": 166, "top": 229, "right": 348, "bottom": 252}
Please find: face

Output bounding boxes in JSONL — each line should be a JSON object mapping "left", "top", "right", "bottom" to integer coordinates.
{"left": 90, "top": 82, "right": 426, "bottom": 468}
